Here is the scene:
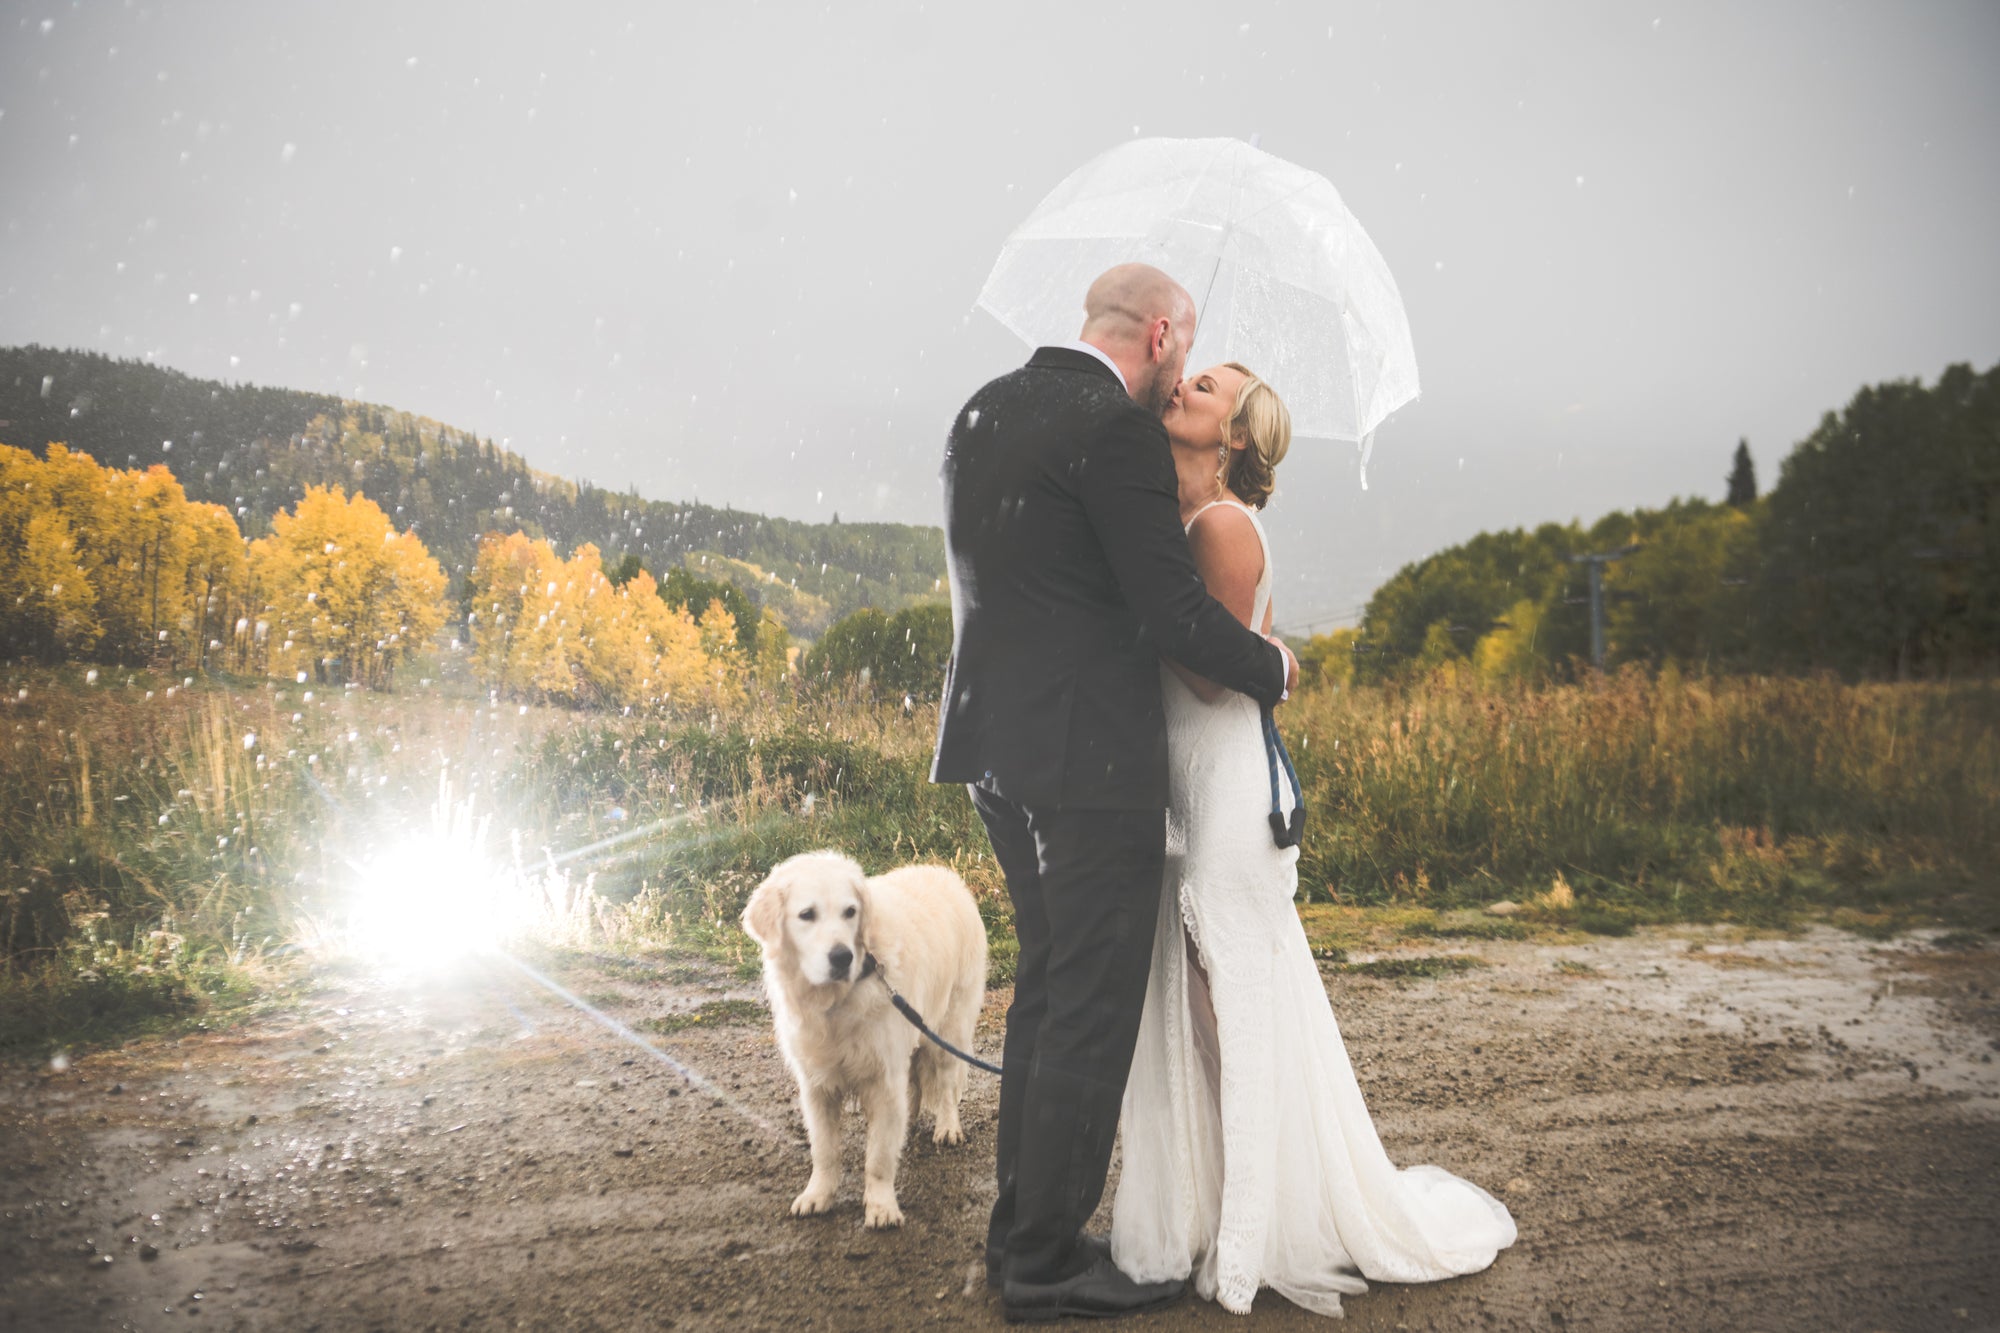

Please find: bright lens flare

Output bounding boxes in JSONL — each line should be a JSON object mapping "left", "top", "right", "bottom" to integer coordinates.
{"left": 315, "top": 771, "right": 795, "bottom": 1149}
{"left": 345, "top": 837, "right": 507, "bottom": 969}
{"left": 336, "top": 770, "right": 521, "bottom": 973}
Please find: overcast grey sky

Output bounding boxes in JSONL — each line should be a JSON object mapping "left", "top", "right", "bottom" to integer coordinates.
{"left": 4, "top": 0, "right": 1997, "bottom": 630}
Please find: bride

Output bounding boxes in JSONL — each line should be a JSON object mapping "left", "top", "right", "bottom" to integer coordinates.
{"left": 1109, "top": 363, "right": 1518, "bottom": 1317}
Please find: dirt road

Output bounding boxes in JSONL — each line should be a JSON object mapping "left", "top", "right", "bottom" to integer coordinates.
{"left": 4, "top": 927, "right": 1997, "bottom": 1331}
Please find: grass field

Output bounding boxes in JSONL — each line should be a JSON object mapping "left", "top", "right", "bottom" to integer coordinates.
{"left": 4, "top": 662, "right": 1996, "bottom": 1052}
{"left": 1287, "top": 667, "right": 2000, "bottom": 932}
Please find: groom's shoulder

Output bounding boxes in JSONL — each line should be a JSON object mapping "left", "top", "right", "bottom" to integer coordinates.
{"left": 967, "top": 358, "right": 1154, "bottom": 434}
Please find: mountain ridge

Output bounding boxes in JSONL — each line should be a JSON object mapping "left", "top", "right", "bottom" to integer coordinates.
{"left": 0, "top": 345, "right": 944, "bottom": 636}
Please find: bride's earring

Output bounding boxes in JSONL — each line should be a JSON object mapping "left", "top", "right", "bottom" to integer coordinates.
{"left": 1215, "top": 443, "right": 1229, "bottom": 498}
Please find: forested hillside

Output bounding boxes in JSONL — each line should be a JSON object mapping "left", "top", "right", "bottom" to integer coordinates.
{"left": 0, "top": 346, "right": 944, "bottom": 636}
{"left": 1337, "top": 360, "right": 1999, "bottom": 682}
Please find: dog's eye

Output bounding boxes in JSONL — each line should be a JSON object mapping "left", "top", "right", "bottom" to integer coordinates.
{"left": 798, "top": 908, "right": 817, "bottom": 922}
{"left": 842, "top": 905, "right": 857, "bottom": 920}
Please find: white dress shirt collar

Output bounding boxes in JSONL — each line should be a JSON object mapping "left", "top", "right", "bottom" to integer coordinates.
{"left": 1059, "top": 339, "right": 1130, "bottom": 396}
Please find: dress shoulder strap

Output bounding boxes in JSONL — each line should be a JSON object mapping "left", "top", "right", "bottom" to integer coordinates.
{"left": 1182, "top": 497, "right": 1228, "bottom": 533}
{"left": 1183, "top": 496, "right": 1259, "bottom": 531}
{"left": 1187, "top": 498, "right": 1270, "bottom": 556}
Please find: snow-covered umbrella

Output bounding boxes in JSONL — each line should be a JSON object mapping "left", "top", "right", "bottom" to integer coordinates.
{"left": 977, "top": 136, "right": 1418, "bottom": 472}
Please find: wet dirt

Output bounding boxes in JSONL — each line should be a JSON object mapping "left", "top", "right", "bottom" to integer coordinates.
{"left": 3, "top": 927, "right": 1997, "bottom": 1331}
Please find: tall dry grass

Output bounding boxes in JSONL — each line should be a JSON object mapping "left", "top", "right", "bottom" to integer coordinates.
{"left": 0, "top": 663, "right": 565, "bottom": 1047}
{"left": 6, "top": 662, "right": 1994, "bottom": 1050}
{"left": 505, "top": 693, "right": 997, "bottom": 976}
{"left": 1289, "top": 666, "right": 2000, "bottom": 925}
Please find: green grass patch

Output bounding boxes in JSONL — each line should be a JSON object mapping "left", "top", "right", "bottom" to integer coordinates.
{"left": 1333, "top": 954, "right": 1487, "bottom": 981}
{"left": 640, "top": 998, "right": 768, "bottom": 1035}
{"left": 1826, "top": 906, "right": 1908, "bottom": 940}
{"left": 1297, "top": 904, "right": 1448, "bottom": 958}
{"left": 554, "top": 954, "right": 717, "bottom": 987}
{"left": 0, "top": 948, "right": 266, "bottom": 1055}
{"left": 1412, "top": 910, "right": 1536, "bottom": 942}
{"left": 1578, "top": 905, "right": 1640, "bottom": 937}
{"left": 985, "top": 931, "right": 1020, "bottom": 986}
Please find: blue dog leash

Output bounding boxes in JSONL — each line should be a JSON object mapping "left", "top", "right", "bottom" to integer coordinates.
{"left": 867, "top": 953, "right": 1004, "bottom": 1075}
{"left": 1263, "top": 706, "right": 1305, "bottom": 849}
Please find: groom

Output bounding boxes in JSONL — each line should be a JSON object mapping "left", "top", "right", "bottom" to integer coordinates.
{"left": 933, "top": 263, "right": 1296, "bottom": 1321}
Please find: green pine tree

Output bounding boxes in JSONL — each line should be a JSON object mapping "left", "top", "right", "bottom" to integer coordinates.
{"left": 1726, "top": 439, "right": 1757, "bottom": 508}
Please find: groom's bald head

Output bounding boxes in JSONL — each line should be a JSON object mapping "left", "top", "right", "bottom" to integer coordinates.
{"left": 1080, "top": 263, "right": 1195, "bottom": 347}
{"left": 1078, "top": 263, "right": 1196, "bottom": 418}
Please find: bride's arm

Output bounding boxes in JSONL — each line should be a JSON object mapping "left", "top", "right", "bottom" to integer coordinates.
{"left": 1167, "top": 506, "right": 1266, "bottom": 703}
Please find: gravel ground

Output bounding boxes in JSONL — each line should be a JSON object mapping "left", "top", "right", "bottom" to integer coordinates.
{"left": 3, "top": 926, "right": 1997, "bottom": 1332}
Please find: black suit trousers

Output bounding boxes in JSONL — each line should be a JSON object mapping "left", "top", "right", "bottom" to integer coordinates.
{"left": 970, "top": 784, "right": 1167, "bottom": 1285}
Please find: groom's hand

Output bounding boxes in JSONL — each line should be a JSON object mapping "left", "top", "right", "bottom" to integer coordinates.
{"left": 1267, "top": 635, "right": 1299, "bottom": 702}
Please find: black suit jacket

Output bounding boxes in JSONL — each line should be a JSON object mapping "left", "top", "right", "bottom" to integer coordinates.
{"left": 930, "top": 346, "right": 1287, "bottom": 811}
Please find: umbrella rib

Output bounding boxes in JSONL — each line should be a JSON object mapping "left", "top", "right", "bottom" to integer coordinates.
{"left": 1197, "top": 251, "right": 1226, "bottom": 326}
{"left": 1226, "top": 177, "right": 1320, "bottom": 231}
{"left": 1193, "top": 160, "right": 1315, "bottom": 332}
{"left": 1195, "top": 147, "right": 1250, "bottom": 331}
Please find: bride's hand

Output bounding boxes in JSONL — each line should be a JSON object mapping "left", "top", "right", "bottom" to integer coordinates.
{"left": 1267, "top": 635, "right": 1299, "bottom": 701}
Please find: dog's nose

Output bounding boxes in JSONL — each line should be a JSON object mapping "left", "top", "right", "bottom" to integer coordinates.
{"left": 827, "top": 944, "right": 853, "bottom": 978}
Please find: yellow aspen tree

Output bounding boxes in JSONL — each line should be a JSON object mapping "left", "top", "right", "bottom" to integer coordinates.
{"left": 462, "top": 540, "right": 750, "bottom": 712}
{"left": 20, "top": 446, "right": 118, "bottom": 647}
{"left": 181, "top": 502, "right": 248, "bottom": 673}
{"left": 7, "top": 508, "right": 101, "bottom": 658}
{"left": 613, "top": 567, "right": 668, "bottom": 707}
{"left": 1473, "top": 601, "right": 1548, "bottom": 683}
{"left": 379, "top": 528, "right": 447, "bottom": 683}
{"left": 695, "top": 597, "right": 746, "bottom": 710}
{"left": 251, "top": 486, "right": 446, "bottom": 689}
{"left": 631, "top": 578, "right": 710, "bottom": 708}
{"left": 565, "top": 544, "right": 647, "bottom": 708}
{"left": 517, "top": 549, "right": 581, "bottom": 702}
{"left": 94, "top": 463, "right": 195, "bottom": 665}
{"left": 0, "top": 446, "right": 54, "bottom": 656}
{"left": 467, "top": 531, "right": 557, "bottom": 693}
{"left": 0, "top": 444, "right": 45, "bottom": 557}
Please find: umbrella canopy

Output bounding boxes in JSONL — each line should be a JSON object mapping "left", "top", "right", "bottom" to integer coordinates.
{"left": 977, "top": 136, "right": 1418, "bottom": 451}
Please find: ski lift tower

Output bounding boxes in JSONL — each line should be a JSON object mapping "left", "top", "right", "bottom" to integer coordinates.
{"left": 1566, "top": 544, "right": 1639, "bottom": 671}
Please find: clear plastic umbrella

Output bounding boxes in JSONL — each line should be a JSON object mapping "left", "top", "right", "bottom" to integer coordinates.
{"left": 977, "top": 136, "right": 1418, "bottom": 469}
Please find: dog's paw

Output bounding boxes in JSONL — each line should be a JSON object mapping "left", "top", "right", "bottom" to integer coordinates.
{"left": 789, "top": 1185, "right": 837, "bottom": 1218}
{"left": 931, "top": 1119, "right": 964, "bottom": 1148}
{"left": 862, "top": 1192, "right": 904, "bottom": 1230}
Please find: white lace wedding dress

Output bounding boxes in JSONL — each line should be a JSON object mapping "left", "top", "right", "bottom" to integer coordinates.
{"left": 1110, "top": 500, "right": 1517, "bottom": 1317}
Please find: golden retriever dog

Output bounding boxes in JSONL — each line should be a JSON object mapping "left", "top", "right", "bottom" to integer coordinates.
{"left": 742, "top": 850, "right": 987, "bottom": 1229}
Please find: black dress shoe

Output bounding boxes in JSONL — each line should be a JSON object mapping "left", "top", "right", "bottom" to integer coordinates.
{"left": 986, "top": 1233, "right": 1113, "bottom": 1290}
{"left": 1001, "top": 1256, "right": 1185, "bottom": 1323}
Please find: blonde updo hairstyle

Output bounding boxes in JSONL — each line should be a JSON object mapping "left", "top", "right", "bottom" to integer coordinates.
{"left": 1219, "top": 361, "right": 1291, "bottom": 510}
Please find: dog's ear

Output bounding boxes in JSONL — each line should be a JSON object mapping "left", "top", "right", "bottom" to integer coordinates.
{"left": 742, "top": 873, "right": 786, "bottom": 948}
{"left": 848, "top": 869, "right": 873, "bottom": 956}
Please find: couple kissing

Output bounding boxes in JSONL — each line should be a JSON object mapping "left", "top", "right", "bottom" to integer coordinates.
{"left": 933, "top": 262, "right": 1516, "bottom": 1322}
